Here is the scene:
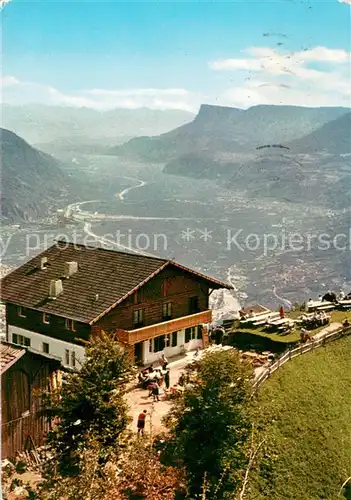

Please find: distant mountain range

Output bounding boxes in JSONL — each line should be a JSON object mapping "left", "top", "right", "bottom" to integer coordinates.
{"left": 2, "top": 105, "right": 350, "bottom": 222}
{"left": 1, "top": 105, "right": 194, "bottom": 147}
{"left": 0, "top": 128, "right": 71, "bottom": 222}
{"left": 109, "top": 104, "right": 350, "bottom": 209}
{"left": 288, "top": 111, "right": 351, "bottom": 154}
{"left": 112, "top": 104, "right": 350, "bottom": 161}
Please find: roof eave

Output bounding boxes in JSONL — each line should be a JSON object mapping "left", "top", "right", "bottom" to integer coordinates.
{"left": 89, "top": 261, "right": 170, "bottom": 325}
{"left": 1, "top": 348, "right": 26, "bottom": 374}
{"left": 89, "top": 260, "right": 232, "bottom": 324}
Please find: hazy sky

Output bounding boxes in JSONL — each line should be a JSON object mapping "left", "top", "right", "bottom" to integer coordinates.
{"left": 1, "top": 0, "right": 350, "bottom": 111}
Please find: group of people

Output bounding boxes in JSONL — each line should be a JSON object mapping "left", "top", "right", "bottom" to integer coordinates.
{"left": 239, "top": 309, "right": 255, "bottom": 319}
{"left": 301, "top": 310, "right": 330, "bottom": 329}
{"left": 306, "top": 289, "right": 347, "bottom": 307}
{"left": 136, "top": 355, "right": 170, "bottom": 435}
{"left": 137, "top": 354, "right": 170, "bottom": 402}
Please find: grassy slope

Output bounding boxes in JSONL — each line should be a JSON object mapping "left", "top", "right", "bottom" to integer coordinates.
{"left": 249, "top": 335, "right": 351, "bottom": 500}
{"left": 234, "top": 310, "right": 351, "bottom": 344}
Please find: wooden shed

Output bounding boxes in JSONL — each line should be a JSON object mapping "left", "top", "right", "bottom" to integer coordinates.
{"left": 1, "top": 342, "right": 61, "bottom": 459}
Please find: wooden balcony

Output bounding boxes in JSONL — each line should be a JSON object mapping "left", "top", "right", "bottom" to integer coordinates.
{"left": 117, "top": 310, "right": 212, "bottom": 345}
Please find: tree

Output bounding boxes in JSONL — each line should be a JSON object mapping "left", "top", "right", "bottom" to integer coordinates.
{"left": 112, "top": 437, "right": 186, "bottom": 499}
{"left": 163, "top": 349, "right": 254, "bottom": 499}
{"left": 44, "top": 332, "right": 134, "bottom": 477}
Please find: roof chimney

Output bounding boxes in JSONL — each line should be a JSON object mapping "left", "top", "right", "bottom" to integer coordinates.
{"left": 49, "top": 279, "right": 63, "bottom": 299}
{"left": 64, "top": 261, "right": 78, "bottom": 278}
{"left": 40, "top": 257, "right": 48, "bottom": 270}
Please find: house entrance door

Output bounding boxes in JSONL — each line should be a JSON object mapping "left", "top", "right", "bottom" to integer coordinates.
{"left": 134, "top": 342, "right": 143, "bottom": 365}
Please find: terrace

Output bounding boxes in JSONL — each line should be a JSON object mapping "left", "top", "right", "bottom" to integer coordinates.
{"left": 229, "top": 309, "right": 351, "bottom": 345}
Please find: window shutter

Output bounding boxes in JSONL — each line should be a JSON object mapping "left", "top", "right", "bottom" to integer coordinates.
{"left": 171, "top": 331, "right": 178, "bottom": 347}
{"left": 197, "top": 325, "right": 203, "bottom": 339}
{"left": 185, "top": 328, "right": 191, "bottom": 343}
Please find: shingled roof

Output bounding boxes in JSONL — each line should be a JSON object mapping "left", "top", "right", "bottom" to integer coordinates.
{"left": 0, "top": 241, "right": 232, "bottom": 324}
{"left": 0, "top": 343, "right": 26, "bottom": 374}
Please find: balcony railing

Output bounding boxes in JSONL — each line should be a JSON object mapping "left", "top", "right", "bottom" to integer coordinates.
{"left": 117, "top": 310, "right": 212, "bottom": 345}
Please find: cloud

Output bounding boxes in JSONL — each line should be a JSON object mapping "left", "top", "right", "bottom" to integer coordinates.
{"left": 0, "top": 0, "right": 12, "bottom": 9}
{"left": 87, "top": 88, "right": 191, "bottom": 97}
{"left": 209, "top": 46, "right": 350, "bottom": 73}
{"left": 208, "top": 45, "right": 351, "bottom": 108}
{"left": 2, "top": 44, "right": 350, "bottom": 112}
{"left": 1, "top": 77, "right": 199, "bottom": 111}
{"left": 338, "top": 0, "right": 351, "bottom": 4}
{"left": 0, "top": 75, "right": 20, "bottom": 87}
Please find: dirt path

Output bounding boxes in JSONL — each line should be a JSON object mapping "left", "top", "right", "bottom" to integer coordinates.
{"left": 125, "top": 352, "right": 198, "bottom": 435}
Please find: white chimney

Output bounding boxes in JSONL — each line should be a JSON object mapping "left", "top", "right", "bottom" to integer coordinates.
{"left": 40, "top": 257, "right": 48, "bottom": 270}
{"left": 64, "top": 261, "right": 78, "bottom": 278}
{"left": 49, "top": 279, "right": 63, "bottom": 299}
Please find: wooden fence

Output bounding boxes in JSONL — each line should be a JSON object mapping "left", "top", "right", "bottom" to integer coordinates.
{"left": 252, "top": 326, "right": 351, "bottom": 392}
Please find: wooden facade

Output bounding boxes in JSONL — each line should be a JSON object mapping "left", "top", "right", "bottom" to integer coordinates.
{"left": 1, "top": 345, "right": 61, "bottom": 459}
{"left": 117, "top": 310, "right": 212, "bottom": 345}
{"left": 1, "top": 242, "right": 231, "bottom": 366}
{"left": 5, "top": 266, "right": 211, "bottom": 355}
{"left": 96, "top": 267, "right": 209, "bottom": 333}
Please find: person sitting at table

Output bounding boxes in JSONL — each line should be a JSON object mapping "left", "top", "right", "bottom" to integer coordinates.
{"left": 321, "top": 311, "right": 328, "bottom": 325}
{"left": 138, "top": 371, "right": 146, "bottom": 386}
{"left": 314, "top": 311, "right": 321, "bottom": 324}
{"left": 249, "top": 309, "right": 255, "bottom": 317}
{"left": 306, "top": 299, "right": 313, "bottom": 311}
{"left": 322, "top": 291, "right": 337, "bottom": 303}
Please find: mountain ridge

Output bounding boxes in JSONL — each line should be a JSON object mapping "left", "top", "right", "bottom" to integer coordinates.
{"left": 111, "top": 104, "right": 350, "bottom": 162}
{"left": 0, "top": 128, "right": 71, "bottom": 222}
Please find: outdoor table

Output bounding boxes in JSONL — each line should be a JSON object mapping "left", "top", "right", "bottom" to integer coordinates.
{"left": 307, "top": 300, "right": 334, "bottom": 311}
{"left": 268, "top": 318, "right": 292, "bottom": 326}
{"left": 339, "top": 300, "right": 351, "bottom": 309}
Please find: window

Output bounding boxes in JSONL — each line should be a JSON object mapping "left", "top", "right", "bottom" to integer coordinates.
{"left": 12, "top": 333, "right": 31, "bottom": 347}
{"left": 185, "top": 327, "right": 197, "bottom": 343}
{"left": 17, "top": 306, "right": 26, "bottom": 318}
{"left": 161, "top": 279, "right": 168, "bottom": 297}
{"left": 133, "top": 309, "right": 144, "bottom": 327}
{"left": 162, "top": 302, "right": 172, "bottom": 320}
{"left": 65, "top": 349, "right": 70, "bottom": 365}
{"left": 65, "top": 318, "right": 76, "bottom": 331}
{"left": 71, "top": 351, "right": 76, "bottom": 368}
{"left": 153, "top": 335, "right": 165, "bottom": 353}
{"left": 149, "top": 339, "right": 153, "bottom": 353}
{"left": 171, "top": 331, "right": 178, "bottom": 347}
{"left": 42, "top": 342, "right": 49, "bottom": 354}
{"left": 188, "top": 296, "right": 200, "bottom": 314}
{"left": 42, "top": 312, "right": 51, "bottom": 324}
{"left": 197, "top": 325, "right": 203, "bottom": 340}
{"left": 134, "top": 289, "right": 143, "bottom": 305}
